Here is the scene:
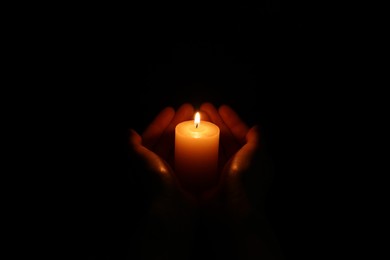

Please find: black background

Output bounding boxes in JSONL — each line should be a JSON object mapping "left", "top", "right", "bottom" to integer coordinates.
{"left": 49, "top": 2, "right": 349, "bottom": 259}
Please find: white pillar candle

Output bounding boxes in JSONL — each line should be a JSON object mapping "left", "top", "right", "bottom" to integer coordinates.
{"left": 175, "top": 112, "right": 220, "bottom": 192}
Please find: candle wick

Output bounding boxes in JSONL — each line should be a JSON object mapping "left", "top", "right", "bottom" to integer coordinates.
{"left": 196, "top": 123, "right": 199, "bottom": 128}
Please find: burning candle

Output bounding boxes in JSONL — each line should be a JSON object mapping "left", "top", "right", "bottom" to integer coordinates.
{"left": 174, "top": 112, "right": 220, "bottom": 192}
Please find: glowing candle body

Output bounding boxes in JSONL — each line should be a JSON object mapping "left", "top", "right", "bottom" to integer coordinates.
{"left": 175, "top": 116, "right": 220, "bottom": 192}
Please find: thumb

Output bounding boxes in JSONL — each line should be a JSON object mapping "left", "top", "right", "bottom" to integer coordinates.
{"left": 129, "top": 128, "right": 142, "bottom": 149}
{"left": 129, "top": 129, "right": 173, "bottom": 182}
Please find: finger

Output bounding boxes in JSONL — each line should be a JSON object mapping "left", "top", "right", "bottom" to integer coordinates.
{"left": 246, "top": 125, "right": 260, "bottom": 147}
{"left": 198, "top": 110, "right": 210, "bottom": 122}
{"left": 129, "top": 128, "right": 146, "bottom": 157}
{"left": 219, "top": 105, "right": 249, "bottom": 144}
{"left": 142, "top": 107, "right": 175, "bottom": 149}
{"left": 129, "top": 128, "right": 142, "bottom": 148}
{"left": 154, "top": 103, "right": 194, "bottom": 159}
{"left": 169, "top": 103, "right": 195, "bottom": 127}
{"left": 200, "top": 102, "right": 241, "bottom": 158}
{"left": 200, "top": 102, "right": 223, "bottom": 126}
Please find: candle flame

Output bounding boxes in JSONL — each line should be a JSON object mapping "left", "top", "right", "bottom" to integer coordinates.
{"left": 194, "top": 112, "right": 200, "bottom": 128}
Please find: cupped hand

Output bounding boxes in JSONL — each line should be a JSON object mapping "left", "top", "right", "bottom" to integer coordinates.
{"left": 129, "top": 102, "right": 262, "bottom": 211}
{"left": 199, "top": 102, "right": 261, "bottom": 216}
{"left": 129, "top": 102, "right": 280, "bottom": 259}
{"left": 129, "top": 103, "right": 198, "bottom": 208}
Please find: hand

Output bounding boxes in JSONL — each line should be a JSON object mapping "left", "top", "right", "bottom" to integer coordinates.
{"left": 197, "top": 102, "right": 261, "bottom": 211}
{"left": 129, "top": 102, "right": 267, "bottom": 211}
{"left": 129, "top": 102, "right": 282, "bottom": 259}
{"left": 129, "top": 103, "right": 198, "bottom": 211}
{"left": 128, "top": 103, "right": 198, "bottom": 259}
{"left": 129, "top": 102, "right": 262, "bottom": 204}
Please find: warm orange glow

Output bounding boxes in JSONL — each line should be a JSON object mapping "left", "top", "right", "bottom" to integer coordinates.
{"left": 175, "top": 112, "right": 220, "bottom": 192}
{"left": 194, "top": 112, "right": 200, "bottom": 128}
